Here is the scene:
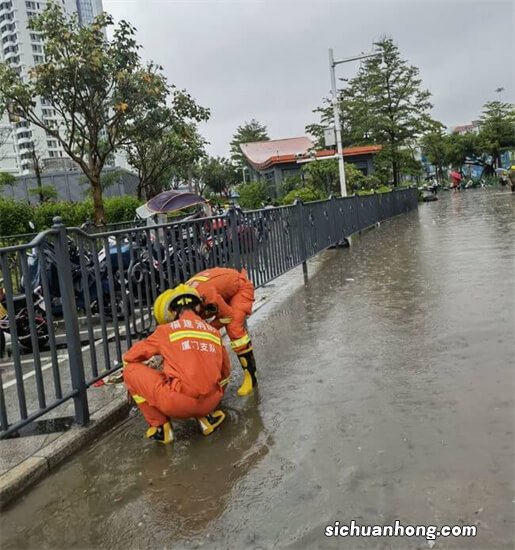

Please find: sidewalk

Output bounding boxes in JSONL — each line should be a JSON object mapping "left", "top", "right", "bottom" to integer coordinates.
{"left": 0, "top": 253, "right": 329, "bottom": 508}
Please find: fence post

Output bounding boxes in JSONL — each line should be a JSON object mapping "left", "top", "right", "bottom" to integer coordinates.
{"left": 52, "top": 217, "right": 89, "bottom": 426}
{"left": 294, "top": 198, "right": 309, "bottom": 281}
{"left": 227, "top": 205, "right": 242, "bottom": 271}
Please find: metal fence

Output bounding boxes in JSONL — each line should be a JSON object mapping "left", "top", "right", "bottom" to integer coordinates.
{"left": 0, "top": 189, "right": 418, "bottom": 438}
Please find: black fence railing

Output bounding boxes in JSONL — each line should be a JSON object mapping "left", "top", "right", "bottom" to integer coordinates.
{"left": 0, "top": 189, "right": 418, "bottom": 438}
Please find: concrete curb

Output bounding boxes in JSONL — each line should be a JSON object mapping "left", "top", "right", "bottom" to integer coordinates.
{"left": 0, "top": 395, "right": 130, "bottom": 509}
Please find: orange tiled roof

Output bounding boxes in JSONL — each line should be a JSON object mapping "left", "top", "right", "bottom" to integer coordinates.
{"left": 240, "top": 137, "right": 381, "bottom": 170}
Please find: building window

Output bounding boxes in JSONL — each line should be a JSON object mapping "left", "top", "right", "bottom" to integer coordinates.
{"left": 31, "top": 43, "right": 43, "bottom": 53}
{"left": 0, "top": 2, "right": 13, "bottom": 10}
{"left": 33, "top": 54, "right": 44, "bottom": 64}
{"left": 0, "top": 22, "right": 16, "bottom": 34}
{"left": 0, "top": 12, "right": 15, "bottom": 22}
{"left": 25, "top": 2, "right": 40, "bottom": 10}
{"left": 2, "top": 33, "right": 16, "bottom": 44}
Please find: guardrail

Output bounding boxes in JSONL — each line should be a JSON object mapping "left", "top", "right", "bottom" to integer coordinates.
{"left": 0, "top": 189, "right": 418, "bottom": 438}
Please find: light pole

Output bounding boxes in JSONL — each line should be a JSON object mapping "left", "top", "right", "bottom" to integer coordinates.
{"left": 329, "top": 48, "right": 382, "bottom": 197}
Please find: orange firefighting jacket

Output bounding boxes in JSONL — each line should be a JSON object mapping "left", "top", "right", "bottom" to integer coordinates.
{"left": 123, "top": 310, "right": 231, "bottom": 398}
{"left": 186, "top": 267, "right": 254, "bottom": 321}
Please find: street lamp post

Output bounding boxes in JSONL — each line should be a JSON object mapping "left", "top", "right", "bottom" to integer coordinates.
{"left": 329, "top": 48, "right": 382, "bottom": 197}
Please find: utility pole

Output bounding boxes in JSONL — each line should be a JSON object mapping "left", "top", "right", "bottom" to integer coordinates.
{"left": 328, "top": 48, "right": 383, "bottom": 197}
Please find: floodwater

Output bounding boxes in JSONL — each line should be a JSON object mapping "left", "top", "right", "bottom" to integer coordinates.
{"left": 1, "top": 189, "right": 514, "bottom": 549}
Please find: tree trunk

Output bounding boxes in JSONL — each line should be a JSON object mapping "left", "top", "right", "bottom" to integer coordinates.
{"left": 136, "top": 180, "right": 144, "bottom": 201}
{"left": 31, "top": 147, "right": 43, "bottom": 203}
{"left": 187, "top": 168, "right": 193, "bottom": 193}
{"left": 392, "top": 158, "right": 399, "bottom": 186}
{"left": 90, "top": 172, "right": 106, "bottom": 226}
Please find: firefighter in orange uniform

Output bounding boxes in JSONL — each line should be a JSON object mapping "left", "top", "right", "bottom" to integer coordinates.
{"left": 186, "top": 267, "right": 257, "bottom": 396}
{"left": 123, "top": 284, "right": 231, "bottom": 444}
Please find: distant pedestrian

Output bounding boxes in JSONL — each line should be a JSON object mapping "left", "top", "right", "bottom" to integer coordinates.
{"left": 450, "top": 169, "right": 462, "bottom": 192}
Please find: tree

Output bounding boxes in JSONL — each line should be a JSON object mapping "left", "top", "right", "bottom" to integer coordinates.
{"left": 199, "top": 156, "right": 238, "bottom": 197}
{"left": 446, "top": 131, "right": 482, "bottom": 170}
{"left": 0, "top": 172, "right": 16, "bottom": 193}
{"left": 230, "top": 119, "right": 269, "bottom": 168}
{"left": 237, "top": 181, "right": 268, "bottom": 209}
{"left": 300, "top": 159, "right": 375, "bottom": 195}
{"left": 302, "top": 158, "right": 339, "bottom": 195}
{"left": 29, "top": 185, "right": 58, "bottom": 202}
{"left": 477, "top": 100, "right": 515, "bottom": 174}
{"left": 420, "top": 129, "right": 450, "bottom": 182}
{"left": 125, "top": 95, "right": 210, "bottom": 200}
{"left": 309, "top": 37, "right": 437, "bottom": 185}
{"left": 0, "top": 5, "right": 170, "bottom": 224}
{"left": 0, "top": 119, "right": 12, "bottom": 164}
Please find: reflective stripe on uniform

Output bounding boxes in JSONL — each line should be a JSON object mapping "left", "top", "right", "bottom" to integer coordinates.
{"left": 219, "top": 318, "right": 232, "bottom": 324}
{"left": 186, "top": 275, "right": 209, "bottom": 284}
{"left": 230, "top": 334, "right": 251, "bottom": 349}
{"left": 169, "top": 330, "right": 221, "bottom": 346}
{"left": 219, "top": 376, "right": 231, "bottom": 388}
{"left": 132, "top": 394, "right": 146, "bottom": 404}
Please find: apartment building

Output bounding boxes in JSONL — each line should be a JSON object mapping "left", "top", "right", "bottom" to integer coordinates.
{"left": 0, "top": 0, "right": 104, "bottom": 175}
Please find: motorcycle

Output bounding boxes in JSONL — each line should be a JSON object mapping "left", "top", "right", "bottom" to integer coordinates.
{"left": 0, "top": 285, "right": 49, "bottom": 357}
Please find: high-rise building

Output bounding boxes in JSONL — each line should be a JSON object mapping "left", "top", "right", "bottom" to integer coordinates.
{"left": 0, "top": 0, "right": 104, "bottom": 175}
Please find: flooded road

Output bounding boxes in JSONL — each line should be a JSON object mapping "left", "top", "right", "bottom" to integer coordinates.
{"left": 2, "top": 190, "right": 514, "bottom": 549}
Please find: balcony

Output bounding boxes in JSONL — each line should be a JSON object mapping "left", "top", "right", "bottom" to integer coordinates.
{"left": 1, "top": 34, "right": 15, "bottom": 47}
{"left": 2, "top": 47, "right": 17, "bottom": 59}
{"left": 0, "top": 27, "right": 15, "bottom": 41}
{"left": 16, "top": 136, "right": 33, "bottom": 147}
{"left": 0, "top": 7, "right": 14, "bottom": 19}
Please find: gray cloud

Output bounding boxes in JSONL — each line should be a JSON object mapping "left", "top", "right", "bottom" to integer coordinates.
{"left": 104, "top": 0, "right": 514, "bottom": 156}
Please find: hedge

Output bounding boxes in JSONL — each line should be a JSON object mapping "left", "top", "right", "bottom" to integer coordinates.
{"left": 0, "top": 196, "right": 143, "bottom": 237}
{"left": 281, "top": 186, "right": 324, "bottom": 205}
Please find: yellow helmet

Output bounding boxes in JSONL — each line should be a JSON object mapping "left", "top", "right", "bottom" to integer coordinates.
{"left": 153, "top": 284, "right": 201, "bottom": 325}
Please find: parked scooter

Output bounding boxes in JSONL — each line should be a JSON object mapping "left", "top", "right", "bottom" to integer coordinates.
{"left": 0, "top": 285, "right": 48, "bottom": 357}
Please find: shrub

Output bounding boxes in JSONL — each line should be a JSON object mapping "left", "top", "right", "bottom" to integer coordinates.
{"left": 238, "top": 181, "right": 268, "bottom": 209}
{"left": 103, "top": 196, "right": 142, "bottom": 224}
{"left": 281, "top": 186, "right": 325, "bottom": 205}
{"left": 0, "top": 198, "right": 33, "bottom": 236}
{"left": 32, "top": 201, "right": 88, "bottom": 229}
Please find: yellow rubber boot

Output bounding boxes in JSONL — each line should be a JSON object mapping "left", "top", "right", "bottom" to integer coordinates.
{"left": 237, "top": 350, "right": 257, "bottom": 396}
{"left": 237, "top": 369, "right": 254, "bottom": 396}
{"left": 145, "top": 421, "right": 174, "bottom": 444}
{"left": 198, "top": 410, "right": 226, "bottom": 435}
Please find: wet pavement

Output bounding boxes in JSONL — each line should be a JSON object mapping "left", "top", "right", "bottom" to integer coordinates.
{"left": 1, "top": 189, "right": 514, "bottom": 549}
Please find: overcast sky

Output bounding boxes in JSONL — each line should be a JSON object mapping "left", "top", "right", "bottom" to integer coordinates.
{"left": 103, "top": 0, "right": 514, "bottom": 157}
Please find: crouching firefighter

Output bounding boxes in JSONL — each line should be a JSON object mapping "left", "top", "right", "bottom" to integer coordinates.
{"left": 186, "top": 267, "right": 257, "bottom": 397}
{"left": 123, "top": 284, "right": 231, "bottom": 444}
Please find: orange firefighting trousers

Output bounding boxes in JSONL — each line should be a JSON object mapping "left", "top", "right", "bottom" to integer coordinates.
{"left": 124, "top": 363, "right": 224, "bottom": 426}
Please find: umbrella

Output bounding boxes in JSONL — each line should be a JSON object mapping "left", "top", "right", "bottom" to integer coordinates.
{"left": 136, "top": 191, "right": 207, "bottom": 219}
